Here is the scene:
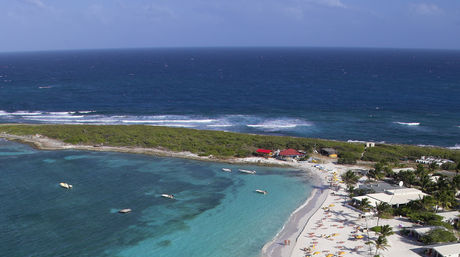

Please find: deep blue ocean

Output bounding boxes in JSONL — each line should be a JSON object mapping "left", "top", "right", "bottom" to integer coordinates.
{"left": 0, "top": 47, "right": 459, "bottom": 147}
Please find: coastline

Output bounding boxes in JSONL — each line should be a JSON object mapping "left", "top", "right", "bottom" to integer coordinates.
{"left": 0, "top": 133, "right": 365, "bottom": 257}
{"left": 261, "top": 168, "right": 329, "bottom": 257}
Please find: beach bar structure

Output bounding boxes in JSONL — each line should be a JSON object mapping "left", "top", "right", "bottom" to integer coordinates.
{"left": 256, "top": 149, "right": 272, "bottom": 156}
{"left": 278, "top": 149, "right": 303, "bottom": 160}
{"left": 320, "top": 148, "right": 338, "bottom": 158}
{"left": 352, "top": 188, "right": 428, "bottom": 208}
{"left": 426, "top": 242, "right": 460, "bottom": 257}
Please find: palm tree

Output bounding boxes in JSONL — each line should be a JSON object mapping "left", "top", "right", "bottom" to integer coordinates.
{"left": 359, "top": 198, "right": 372, "bottom": 212}
{"left": 366, "top": 235, "right": 389, "bottom": 256}
{"left": 342, "top": 170, "right": 359, "bottom": 186}
{"left": 368, "top": 169, "right": 384, "bottom": 181}
{"left": 347, "top": 185, "right": 356, "bottom": 198}
{"left": 375, "top": 202, "right": 391, "bottom": 226}
{"left": 435, "top": 190, "right": 454, "bottom": 211}
{"left": 378, "top": 225, "right": 394, "bottom": 238}
{"left": 419, "top": 174, "right": 433, "bottom": 192}
{"left": 417, "top": 196, "right": 438, "bottom": 212}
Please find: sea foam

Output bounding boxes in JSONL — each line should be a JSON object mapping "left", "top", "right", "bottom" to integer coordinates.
{"left": 395, "top": 122, "right": 420, "bottom": 126}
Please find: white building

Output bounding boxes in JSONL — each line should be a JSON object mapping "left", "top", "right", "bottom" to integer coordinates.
{"left": 428, "top": 242, "right": 460, "bottom": 257}
{"left": 416, "top": 156, "right": 455, "bottom": 167}
{"left": 352, "top": 188, "right": 428, "bottom": 208}
{"left": 437, "top": 211, "right": 460, "bottom": 225}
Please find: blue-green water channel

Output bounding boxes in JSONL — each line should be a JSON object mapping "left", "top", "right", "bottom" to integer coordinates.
{"left": 0, "top": 139, "right": 312, "bottom": 257}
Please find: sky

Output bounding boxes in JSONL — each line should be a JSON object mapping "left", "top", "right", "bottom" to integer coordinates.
{"left": 0, "top": 0, "right": 459, "bottom": 52}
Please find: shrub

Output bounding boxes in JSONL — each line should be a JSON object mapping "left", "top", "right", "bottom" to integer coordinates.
{"left": 420, "top": 229, "right": 456, "bottom": 245}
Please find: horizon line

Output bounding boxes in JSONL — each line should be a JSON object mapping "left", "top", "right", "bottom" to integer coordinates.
{"left": 1, "top": 45, "right": 460, "bottom": 54}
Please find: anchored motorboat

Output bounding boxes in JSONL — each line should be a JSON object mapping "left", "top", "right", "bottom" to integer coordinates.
{"left": 222, "top": 168, "right": 232, "bottom": 172}
{"left": 238, "top": 169, "right": 256, "bottom": 174}
{"left": 118, "top": 208, "right": 132, "bottom": 213}
{"left": 161, "top": 194, "right": 175, "bottom": 199}
{"left": 59, "top": 182, "right": 73, "bottom": 189}
{"left": 255, "top": 189, "right": 268, "bottom": 194}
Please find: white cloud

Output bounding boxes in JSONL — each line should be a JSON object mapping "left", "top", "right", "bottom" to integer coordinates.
{"left": 310, "top": 0, "right": 346, "bottom": 9}
{"left": 411, "top": 3, "right": 442, "bottom": 16}
{"left": 24, "top": 0, "right": 46, "bottom": 8}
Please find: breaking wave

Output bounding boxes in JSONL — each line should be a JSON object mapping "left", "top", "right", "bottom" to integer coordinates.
{"left": 0, "top": 110, "right": 312, "bottom": 133}
{"left": 394, "top": 122, "right": 420, "bottom": 126}
{"left": 448, "top": 144, "right": 460, "bottom": 150}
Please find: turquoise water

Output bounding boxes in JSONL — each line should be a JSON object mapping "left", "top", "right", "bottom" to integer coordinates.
{"left": 0, "top": 140, "right": 312, "bottom": 257}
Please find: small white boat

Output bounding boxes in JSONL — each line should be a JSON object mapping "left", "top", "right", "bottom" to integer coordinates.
{"left": 239, "top": 169, "right": 256, "bottom": 174}
{"left": 59, "top": 182, "right": 73, "bottom": 189}
{"left": 118, "top": 208, "right": 132, "bottom": 214}
{"left": 161, "top": 194, "right": 175, "bottom": 199}
{"left": 222, "top": 168, "right": 232, "bottom": 172}
{"left": 256, "top": 189, "right": 268, "bottom": 194}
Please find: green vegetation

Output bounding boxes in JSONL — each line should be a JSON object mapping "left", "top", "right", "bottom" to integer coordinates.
{"left": 363, "top": 143, "right": 460, "bottom": 163}
{"left": 366, "top": 235, "right": 390, "bottom": 256}
{"left": 375, "top": 203, "right": 393, "bottom": 225}
{"left": 0, "top": 124, "right": 364, "bottom": 158}
{"left": 396, "top": 198, "right": 454, "bottom": 229}
{"left": 1, "top": 124, "right": 459, "bottom": 164}
{"left": 419, "top": 228, "right": 457, "bottom": 245}
{"left": 342, "top": 170, "right": 360, "bottom": 186}
{"left": 371, "top": 225, "right": 394, "bottom": 237}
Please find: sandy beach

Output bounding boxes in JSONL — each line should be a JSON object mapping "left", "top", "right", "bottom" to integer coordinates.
{"left": 0, "top": 133, "right": 424, "bottom": 257}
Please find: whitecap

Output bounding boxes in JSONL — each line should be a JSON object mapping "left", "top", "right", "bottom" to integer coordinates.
{"left": 121, "top": 119, "right": 216, "bottom": 124}
{"left": 394, "top": 122, "right": 420, "bottom": 126}
{"left": 247, "top": 124, "right": 297, "bottom": 129}
{"left": 24, "top": 115, "right": 84, "bottom": 119}
{"left": 206, "top": 124, "right": 233, "bottom": 127}
{"left": 0, "top": 111, "right": 12, "bottom": 116}
{"left": 246, "top": 118, "right": 311, "bottom": 131}
{"left": 448, "top": 144, "right": 460, "bottom": 150}
{"left": 149, "top": 124, "right": 197, "bottom": 128}
{"left": 11, "top": 111, "right": 43, "bottom": 116}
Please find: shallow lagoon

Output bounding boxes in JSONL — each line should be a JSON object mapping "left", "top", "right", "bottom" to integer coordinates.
{"left": 0, "top": 140, "right": 312, "bottom": 257}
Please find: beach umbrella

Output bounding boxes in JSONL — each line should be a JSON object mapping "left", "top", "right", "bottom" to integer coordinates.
{"left": 313, "top": 252, "right": 320, "bottom": 255}
{"left": 355, "top": 235, "right": 364, "bottom": 239}
{"left": 332, "top": 233, "right": 339, "bottom": 237}
{"left": 329, "top": 204, "right": 335, "bottom": 207}
{"left": 326, "top": 254, "right": 334, "bottom": 257}
{"left": 339, "top": 251, "right": 346, "bottom": 255}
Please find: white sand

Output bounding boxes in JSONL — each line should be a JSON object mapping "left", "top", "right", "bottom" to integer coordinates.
{"left": 285, "top": 163, "right": 423, "bottom": 257}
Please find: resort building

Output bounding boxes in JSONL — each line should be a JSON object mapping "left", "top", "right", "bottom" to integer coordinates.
{"left": 436, "top": 211, "right": 460, "bottom": 225}
{"left": 392, "top": 167, "right": 416, "bottom": 173}
{"left": 408, "top": 226, "right": 445, "bottom": 241}
{"left": 352, "top": 169, "right": 369, "bottom": 176}
{"left": 358, "top": 181, "right": 403, "bottom": 193}
{"left": 352, "top": 187, "right": 428, "bottom": 208}
{"left": 277, "top": 149, "right": 303, "bottom": 160}
{"left": 416, "top": 156, "right": 455, "bottom": 166}
{"left": 426, "top": 242, "right": 460, "bottom": 257}
{"left": 365, "top": 142, "right": 375, "bottom": 148}
{"left": 320, "top": 148, "right": 338, "bottom": 158}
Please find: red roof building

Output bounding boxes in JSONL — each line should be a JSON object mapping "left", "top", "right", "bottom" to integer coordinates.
{"left": 279, "top": 149, "right": 302, "bottom": 157}
{"left": 256, "top": 149, "right": 272, "bottom": 154}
